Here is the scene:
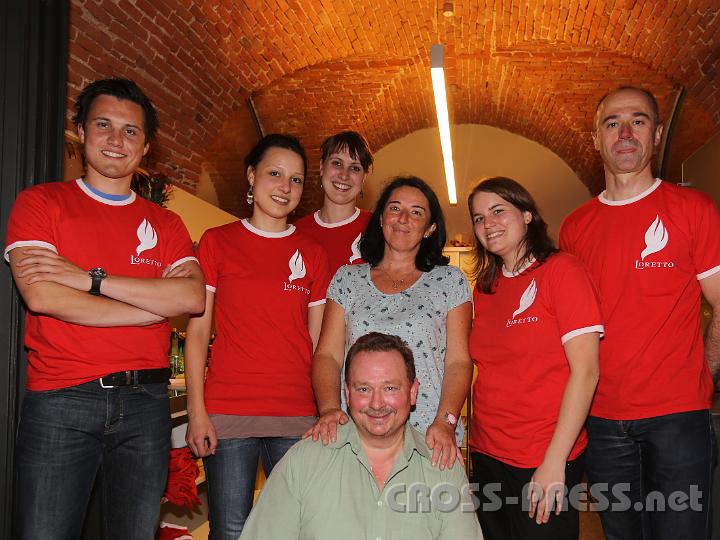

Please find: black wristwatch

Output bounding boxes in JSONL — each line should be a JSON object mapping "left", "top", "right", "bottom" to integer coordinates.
{"left": 88, "top": 267, "right": 107, "bottom": 296}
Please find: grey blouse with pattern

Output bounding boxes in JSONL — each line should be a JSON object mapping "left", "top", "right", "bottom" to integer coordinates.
{"left": 328, "top": 262, "right": 471, "bottom": 444}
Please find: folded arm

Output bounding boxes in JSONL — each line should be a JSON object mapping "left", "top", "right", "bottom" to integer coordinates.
{"left": 9, "top": 248, "right": 167, "bottom": 327}
{"left": 11, "top": 247, "right": 205, "bottom": 318}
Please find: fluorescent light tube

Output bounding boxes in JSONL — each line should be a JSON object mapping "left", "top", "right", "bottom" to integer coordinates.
{"left": 430, "top": 44, "right": 457, "bottom": 205}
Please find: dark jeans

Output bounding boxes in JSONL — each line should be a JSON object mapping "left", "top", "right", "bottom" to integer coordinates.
{"left": 14, "top": 380, "right": 170, "bottom": 540}
{"left": 471, "top": 451, "right": 585, "bottom": 540}
{"left": 586, "top": 410, "right": 717, "bottom": 540}
{"left": 203, "top": 436, "right": 299, "bottom": 540}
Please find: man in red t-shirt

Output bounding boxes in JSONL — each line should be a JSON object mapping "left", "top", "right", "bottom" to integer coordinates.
{"left": 4, "top": 79, "right": 205, "bottom": 539}
{"left": 560, "top": 86, "right": 720, "bottom": 540}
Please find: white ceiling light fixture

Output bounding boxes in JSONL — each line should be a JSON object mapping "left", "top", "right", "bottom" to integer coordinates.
{"left": 430, "top": 44, "right": 457, "bottom": 205}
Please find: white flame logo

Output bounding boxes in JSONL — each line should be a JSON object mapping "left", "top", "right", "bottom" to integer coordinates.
{"left": 135, "top": 219, "right": 158, "bottom": 256}
{"left": 640, "top": 215, "right": 669, "bottom": 261}
{"left": 288, "top": 249, "right": 306, "bottom": 282}
{"left": 349, "top": 233, "right": 362, "bottom": 263}
{"left": 512, "top": 278, "right": 537, "bottom": 318}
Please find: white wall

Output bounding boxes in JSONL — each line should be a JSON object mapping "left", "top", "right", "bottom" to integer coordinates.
{"left": 682, "top": 129, "right": 720, "bottom": 206}
{"left": 165, "top": 185, "right": 238, "bottom": 242}
{"left": 363, "top": 125, "right": 591, "bottom": 242}
{"left": 195, "top": 165, "right": 221, "bottom": 208}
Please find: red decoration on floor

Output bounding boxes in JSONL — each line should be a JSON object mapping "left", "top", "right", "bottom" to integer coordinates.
{"left": 164, "top": 447, "right": 202, "bottom": 509}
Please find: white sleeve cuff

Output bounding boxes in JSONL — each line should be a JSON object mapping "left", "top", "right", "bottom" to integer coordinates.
{"left": 697, "top": 264, "right": 720, "bottom": 280}
{"left": 169, "top": 256, "right": 199, "bottom": 270}
{"left": 3, "top": 240, "right": 57, "bottom": 262}
{"left": 308, "top": 298, "right": 327, "bottom": 307}
{"left": 561, "top": 325, "right": 605, "bottom": 345}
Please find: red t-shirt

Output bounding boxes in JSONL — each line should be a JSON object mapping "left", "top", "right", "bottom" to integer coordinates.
{"left": 560, "top": 180, "right": 720, "bottom": 420}
{"left": 198, "top": 219, "right": 330, "bottom": 416}
{"left": 469, "top": 253, "right": 604, "bottom": 468}
{"left": 3, "top": 179, "right": 196, "bottom": 391}
{"left": 294, "top": 208, "right": 370, "bottom": 278}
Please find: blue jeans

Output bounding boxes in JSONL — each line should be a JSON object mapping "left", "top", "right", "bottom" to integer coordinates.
{"left": 13, "top": 380, "right": 171, "bottom": 540}
{"left": 585, "top": 410, "right": 716, "bottom": 540}
{"left": 203, "top": 436, "right": 299, "bottom": 540}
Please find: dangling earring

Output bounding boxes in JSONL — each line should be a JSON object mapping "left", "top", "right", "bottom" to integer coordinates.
{"left": 360, "top": 189, "right": 364, "bottom": 199}
{"left": 246, "top": 184, "right": 254, "bottom": 205}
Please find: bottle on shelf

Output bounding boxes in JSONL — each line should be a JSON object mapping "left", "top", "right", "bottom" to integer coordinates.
{"left": 176, "top": 331, "right": 186, "bottom": 376}
{"left": 169, "top": 328, "right": 180, "bottom": 378}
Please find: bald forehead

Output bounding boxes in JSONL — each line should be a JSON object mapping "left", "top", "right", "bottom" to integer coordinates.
{"left": 594, "top": 88, "right": 658, "bottom": 130}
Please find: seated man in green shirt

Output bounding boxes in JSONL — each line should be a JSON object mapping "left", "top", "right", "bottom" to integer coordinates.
{"left": 240, "top": 332, "right": 483, "bottom": 540}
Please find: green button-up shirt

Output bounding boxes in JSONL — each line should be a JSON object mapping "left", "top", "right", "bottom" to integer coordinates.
{"left": 240, "top": 420, "right": 483, "bottom": 540}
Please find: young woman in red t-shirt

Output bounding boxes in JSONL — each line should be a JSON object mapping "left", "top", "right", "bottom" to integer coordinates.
{"left": 294, "top": 131, "right": 373, "bottom": 277}
{"left": 184, "top": 134, "right": 329, "bottom": 539}
{"left": 467, "top": 177, "right": 603, "bottom": 540}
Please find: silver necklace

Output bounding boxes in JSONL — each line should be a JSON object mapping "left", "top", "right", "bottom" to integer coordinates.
{"left": 378, "top": 265, "right": 416, "bottom": 291}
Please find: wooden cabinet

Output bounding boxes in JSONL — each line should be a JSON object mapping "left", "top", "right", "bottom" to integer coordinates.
{"left": 443, "top": 246, "right": 474, "bottom": 278}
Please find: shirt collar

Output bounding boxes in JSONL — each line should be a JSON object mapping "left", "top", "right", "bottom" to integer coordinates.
{"left": 313, "top": 207, "right": 361, "bottom": 228}
{"left": 598, "top": 178, "right": 662, "bottom": 206}
{"left": 332, "top": 418, "right": 431, "bottom": 463}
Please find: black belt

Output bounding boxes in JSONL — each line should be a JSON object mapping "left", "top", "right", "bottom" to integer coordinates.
{"left": 98, "top": 368, "right": 171, "bottom": 388}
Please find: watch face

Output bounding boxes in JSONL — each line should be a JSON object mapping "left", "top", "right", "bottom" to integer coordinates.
{"left": 89, "top": 267, "right": 107, "bottom": 295}
{"left": 90, "top": 268, "right": 107, "bottom": 279}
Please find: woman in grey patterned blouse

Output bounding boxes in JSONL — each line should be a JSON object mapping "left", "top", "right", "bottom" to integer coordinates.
{"left": 307, "top": 176, "right": 473, "bottom": 470}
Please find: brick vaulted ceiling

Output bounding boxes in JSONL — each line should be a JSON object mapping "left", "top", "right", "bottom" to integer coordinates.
{"left": 67, "top": 0, "right": 720, "bottom": 217}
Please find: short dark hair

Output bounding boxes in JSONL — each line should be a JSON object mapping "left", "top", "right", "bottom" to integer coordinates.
{"left": 244, "top": 133, "right": 308, "bottom": 177}
{"left": 594, "top": 86, "right": 660, "bottom": 130}
{"left": 320, "top": 131, "right": 374, "bottom": 172}
{"left": 345, "top": 332, "right": 416, "bottom": 383}
{"left": 360, "top": 176, "right": 449, "bottom": 272}
{"left": 72, "top": 78, "right": 159, "bottom": 141}
{"left": 467, "top": 177, "right": 558, "bottom": 294}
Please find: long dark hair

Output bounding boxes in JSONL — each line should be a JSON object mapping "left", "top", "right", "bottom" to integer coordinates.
{"left": 467, "top": 177, "right": 557, "bottom": 293}
{"left": 360, "top": 176, "right": 448, "bottom": 272}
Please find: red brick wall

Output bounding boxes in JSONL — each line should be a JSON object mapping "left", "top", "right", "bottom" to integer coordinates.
{"left": 68, "top": 0, "right": 261, "bottom": 216}
{"left": 67, "top": 0, "right": 720, "bottom": 215}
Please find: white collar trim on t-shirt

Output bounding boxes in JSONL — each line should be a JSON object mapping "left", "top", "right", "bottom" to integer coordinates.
{"left": 313, "top": 208, "right": 361, "bottom": 228}
{"left": 501, "top": 257, "right": 536, "bottom": 278}
{"left": 241, "top": 218, "right": 295, "bottom": 238}
{"left": 598, "top": 178, "right": 662, "bottom": 206}
{"left": 75, "top": 178, "right": 137, "bottom": 206}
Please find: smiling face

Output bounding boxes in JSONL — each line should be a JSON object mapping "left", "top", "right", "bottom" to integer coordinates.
{"left": 593, "top": 88, "right": 663, "bottom": 178}
{"left": 247, "top": 146, "right": 305, "bottom": 228}
{"left": 470, "top": 190, "right": 531, "bottom": 269}
{"left": 381, "top": 186, "right": 436, "bottom": 253}
{"left": 345, "top": 349, "right": 418, "bottom": 441}
{"left": 78, "top": 94, "right": 149, "bottom": 192}
{"left": 320, "top": 147, "right": 366, "bottom": 206}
